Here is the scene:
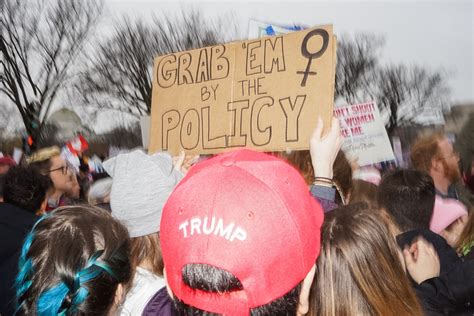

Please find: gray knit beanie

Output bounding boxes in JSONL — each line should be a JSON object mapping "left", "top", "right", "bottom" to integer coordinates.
{"left": 103, "top": 150, "right": 183, "bottom": 237}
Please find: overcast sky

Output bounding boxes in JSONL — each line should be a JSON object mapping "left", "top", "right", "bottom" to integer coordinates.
{"left": 105, "top": 0, "right": 473, "bottom": 104}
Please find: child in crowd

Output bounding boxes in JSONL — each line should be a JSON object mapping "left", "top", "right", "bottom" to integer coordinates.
{"left": 104, "top": 150, "right": 183, "bottom": 315}
{"left": 15, "top": 206, "right": 131, "bottom": 315}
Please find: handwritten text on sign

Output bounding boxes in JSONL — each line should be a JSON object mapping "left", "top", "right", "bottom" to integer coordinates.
{"left": 149, "top": 25, "right": 336, "bottom": 155}
{"left": 334, "top": 101, "right": 395, "bottom": 166}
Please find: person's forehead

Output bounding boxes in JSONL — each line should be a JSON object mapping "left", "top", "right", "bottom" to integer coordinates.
{"left": 50, "top": 155, "right": 65, "bottom": 167}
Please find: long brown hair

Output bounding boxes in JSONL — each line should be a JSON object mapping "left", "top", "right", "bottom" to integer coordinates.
{"left": 310, "top": 203, "right": 424, "bottom": 316}
{"left": 129, "top": 232, "right": 164, "bottom": 277}
{"left": 349, "top": 179, "right": 378, "bottom": 206}
{"left": 15, "top": 206, "right": 131, "bottom": 315}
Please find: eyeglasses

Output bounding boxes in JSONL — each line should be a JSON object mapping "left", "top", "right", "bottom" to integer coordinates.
{"left": 47, "top": 165, "right": 69, "bottom": 175}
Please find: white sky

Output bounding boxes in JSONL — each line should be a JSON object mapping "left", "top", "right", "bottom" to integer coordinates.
{"left": 104, "top": 0, "right": 474, "bottom": 104}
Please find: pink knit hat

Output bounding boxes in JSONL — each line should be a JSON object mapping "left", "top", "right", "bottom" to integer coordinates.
{"left": 430, "top": 196, "right": 468, "bottom": 233}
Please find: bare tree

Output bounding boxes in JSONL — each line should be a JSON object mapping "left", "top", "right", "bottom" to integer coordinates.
{"left": 335, "top": 33, "right": 384, "bottom": 103}
{"left": 78, "top": 9, "right": 236, "bottom": 117}
{"left": 336, "top": 33, "right": 450, "bottom": 135}
{"left": 0, "top": 0, "right": 103, "bottom": 141}
{"left": 372, "top": 65, "right": 449, "bottom": 135}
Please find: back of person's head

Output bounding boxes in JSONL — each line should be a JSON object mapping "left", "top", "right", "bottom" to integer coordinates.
{"left": 3, "top": 166, "right": 51, "bottom": 213}
{"left": 377, "top": 169, "right": 435, "bottom": 232}
{"left": 15, "top": 206, "right": 131, "bottom": 315}
{"left": 349, "top": 179, "right": 378, "bottom": 206}
{"left": 410, "top": 133, "right": 444, "bottom": 173}
{"left": 310, "top": 203, "right": 423, "bottom": 316}
{"left": 104, "top": 150, "right": 183, "bottom": 277}
{"left": 161, "top": 149, "right": 324, "bottom": 315}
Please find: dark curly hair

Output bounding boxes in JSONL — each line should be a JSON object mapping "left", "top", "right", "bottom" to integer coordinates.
{"left": 3, "top": 166, "right": 52, "bottom": 213}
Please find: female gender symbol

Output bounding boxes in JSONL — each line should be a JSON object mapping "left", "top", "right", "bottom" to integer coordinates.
{"left": 297, "top": 29, "right": 329, "bottom": 87}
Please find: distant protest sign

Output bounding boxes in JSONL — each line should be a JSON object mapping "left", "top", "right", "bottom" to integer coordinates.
{"left": 248, "top": 20, "right": 304, "bottom": 39}
{"left": 334, "top": 101, "right": 395, "bottom": 166}
{"left": 149, "top": 25, "right": 336, "bottom": 155}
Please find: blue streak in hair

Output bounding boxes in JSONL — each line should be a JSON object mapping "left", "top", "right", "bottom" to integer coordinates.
{"left": 37, "top": 282, "right": 70, "bottom": 316}
{"left": 37, "top": 250, "right": 116, "bottom": 315}
{"left": 15, "top": 213, "right": 52, "bottom": 313}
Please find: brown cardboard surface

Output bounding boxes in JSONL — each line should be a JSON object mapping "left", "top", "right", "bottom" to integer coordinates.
{"left": 149, "top": 25, "right": 336, "bottom": 155}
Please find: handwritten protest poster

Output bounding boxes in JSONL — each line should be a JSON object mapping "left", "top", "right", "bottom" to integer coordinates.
{"left": 149, "top": 25, "right": 337, "bottom": 155}
{"left": 334, "top": 101, "right": 395, "bottom": 166}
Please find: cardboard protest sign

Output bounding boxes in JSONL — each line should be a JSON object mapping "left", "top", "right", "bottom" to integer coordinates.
{"left": 334, "top": 101, "right": 395, "bottom": 166}
{"left": 149, "top": 25, "right": 337, "bottom": 155}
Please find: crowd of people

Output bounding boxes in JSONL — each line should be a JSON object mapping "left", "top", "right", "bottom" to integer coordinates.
{"left": 0, "top": 117, "right": 473, "bottom": 316}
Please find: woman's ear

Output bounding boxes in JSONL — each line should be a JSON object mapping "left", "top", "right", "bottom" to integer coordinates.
{"left": 109, "top": 283, "right": 126, "bottom": 316}
{"left": 297, "top": 264, "right": 316, "bottom": 316}
{"left": 114, "top": 283, "right": 125, "bottom": 307}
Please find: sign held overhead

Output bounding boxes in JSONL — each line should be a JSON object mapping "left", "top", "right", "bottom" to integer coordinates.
{"left": 149, "top": 25, "right": 337, "bottom": 155}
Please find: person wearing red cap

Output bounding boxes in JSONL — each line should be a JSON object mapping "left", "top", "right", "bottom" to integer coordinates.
{"left": 144, "top": 148, "right": 324, "bottom": 316}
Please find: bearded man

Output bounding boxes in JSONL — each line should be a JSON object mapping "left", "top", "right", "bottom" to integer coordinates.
{"left": 411, "top": 133, "right": 473, "bottom": 210}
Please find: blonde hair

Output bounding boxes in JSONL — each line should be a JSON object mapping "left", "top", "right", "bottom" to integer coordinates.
{"left": 27, "top": 146, "right": 61, "bottom": 164}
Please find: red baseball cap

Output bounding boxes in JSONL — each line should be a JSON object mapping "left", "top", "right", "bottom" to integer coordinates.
{"left": 161, "top": 149, "right": 323, "bottom": 315}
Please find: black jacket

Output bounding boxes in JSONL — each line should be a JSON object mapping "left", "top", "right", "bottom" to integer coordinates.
{"left": 0, "top": 203, "right": 37, "bottom": 316}
{"left": 416, "top": 260, "right": 474, "bottom": 315}
{"left": 397, "top": 229, "right": 461, "bottom": 274}
{"left": 397, "top": 229, "right": 473, "bottom": 315}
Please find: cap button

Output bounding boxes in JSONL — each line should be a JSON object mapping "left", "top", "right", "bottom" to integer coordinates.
{"left": 220, "top": 156, "right": 236, "bottom": 167}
